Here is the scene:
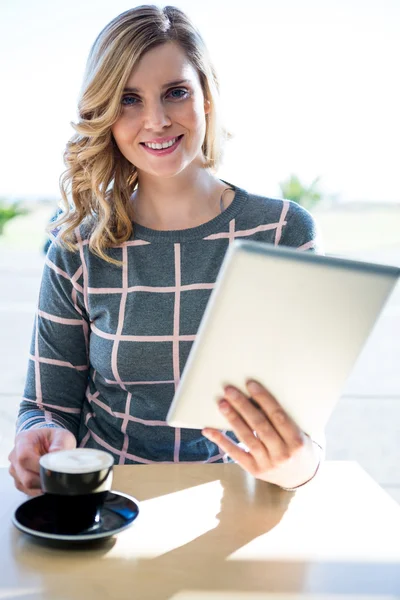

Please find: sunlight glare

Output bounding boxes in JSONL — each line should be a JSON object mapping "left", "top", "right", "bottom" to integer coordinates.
{"left": 107, "top": 479, "right": 223, "bottom": 560}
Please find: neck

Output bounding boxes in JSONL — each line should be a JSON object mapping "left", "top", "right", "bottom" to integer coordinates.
{"left": 131, "top": 165, "right": 232, "bottom": 230}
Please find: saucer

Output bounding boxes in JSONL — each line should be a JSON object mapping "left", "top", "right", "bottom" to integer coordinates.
{"left": 12, "top": 490, "right": 139, "bottom": 543}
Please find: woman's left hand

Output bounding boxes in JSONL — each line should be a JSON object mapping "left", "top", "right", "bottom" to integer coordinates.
{"left": 202, "top": 380, "right": 321, "bottom": 489}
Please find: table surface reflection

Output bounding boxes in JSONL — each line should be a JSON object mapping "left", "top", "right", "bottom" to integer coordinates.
{"left": 1, "top": 461, "right": 400, "bottom": 600}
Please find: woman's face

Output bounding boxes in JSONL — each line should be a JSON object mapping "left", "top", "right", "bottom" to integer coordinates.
{"left": 111, "top": 42, "right": 210, "bottom": 180}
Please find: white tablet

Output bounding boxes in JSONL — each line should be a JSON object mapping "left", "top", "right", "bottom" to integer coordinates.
{"left": 167, "top": 241, "right": 399, "bottom": 441}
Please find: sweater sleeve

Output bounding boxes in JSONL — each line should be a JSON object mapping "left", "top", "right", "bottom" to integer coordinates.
{"left": 16, "top": 240, "right": 90, "bottom": 438}
{"left": 280, "top": 201, "right": 324, "bottom": 254}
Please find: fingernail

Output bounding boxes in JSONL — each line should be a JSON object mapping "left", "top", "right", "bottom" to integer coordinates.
{"left": 247, "top": 380, "right": 263, "bottom": 394}
{"left": 202, "top": 428, "right": 215, "bottom": 440}
{"left": 224, "top": 386, "right": 240, "bottom": 399}
{"left": 218, "top": 399, "right": 230, "bottom": 413}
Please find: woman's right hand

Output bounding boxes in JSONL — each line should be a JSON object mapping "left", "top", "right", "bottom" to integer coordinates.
{"left": 8, "top": 428, "right": 77, "bottom": 496}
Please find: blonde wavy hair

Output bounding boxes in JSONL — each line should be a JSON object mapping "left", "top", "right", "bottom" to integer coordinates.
{"left": 52, "top": 4, "right": 230, "bottom": 263}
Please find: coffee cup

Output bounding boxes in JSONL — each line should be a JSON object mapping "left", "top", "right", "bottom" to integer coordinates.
{"left": 39, "top": 448, "right": 114, "bottom": 534}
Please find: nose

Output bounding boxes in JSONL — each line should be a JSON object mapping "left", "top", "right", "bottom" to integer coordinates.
{"left": 143, "top": 100, "right": 171, "bottom": 131}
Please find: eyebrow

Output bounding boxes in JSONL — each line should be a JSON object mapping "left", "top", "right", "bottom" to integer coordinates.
{"left": 122, "top": 79, "right": 191, "bottom": 93}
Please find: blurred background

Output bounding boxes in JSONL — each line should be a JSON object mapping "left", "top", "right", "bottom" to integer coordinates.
{"left": 1, "top": 0, "right": 399, "bottom": 499}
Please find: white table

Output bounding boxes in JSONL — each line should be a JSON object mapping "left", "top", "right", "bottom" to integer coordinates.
{"left": 1, "top": 461, "right": 400, "bottom": 599}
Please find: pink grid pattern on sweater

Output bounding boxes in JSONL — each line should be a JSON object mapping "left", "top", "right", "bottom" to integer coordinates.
{"left": 22, "top": 200, "right": 316, "bottom": 463}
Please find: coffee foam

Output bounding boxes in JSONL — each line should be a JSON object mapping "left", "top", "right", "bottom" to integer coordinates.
{"left": 40, "top": 448, "right": 114, "bottom": 474}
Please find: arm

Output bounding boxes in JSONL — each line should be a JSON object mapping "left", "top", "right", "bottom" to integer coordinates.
{"left": 17, "top": 239, "right": 90, "bottom": 438}
{"left": 10, "top": 240, "right": 89, "bottom": 495}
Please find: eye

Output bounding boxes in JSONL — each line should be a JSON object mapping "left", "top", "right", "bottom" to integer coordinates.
{"left": 167, "top": 88, "right": 189, "bottom": 100}
{"left": 121, "top": 95, "right": 140, "bottom": 106}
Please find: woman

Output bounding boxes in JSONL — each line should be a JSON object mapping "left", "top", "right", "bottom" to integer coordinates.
{"left": 9, "top": 5, "right": 323, "bottom": 496}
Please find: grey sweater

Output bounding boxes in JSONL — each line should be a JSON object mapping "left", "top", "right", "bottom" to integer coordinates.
{"left": 17, "top": 184, "right": 320, "bottom": 464}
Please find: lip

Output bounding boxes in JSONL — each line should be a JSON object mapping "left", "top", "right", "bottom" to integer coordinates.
{"left": 141, "top": 135, "right": 181, "bottom": 144}
{"left": 140, "top": 134, "right": 184, "bottom": 157}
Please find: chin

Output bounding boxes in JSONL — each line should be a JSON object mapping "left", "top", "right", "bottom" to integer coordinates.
{"left": 140, "top": 159, "right": 195, "bottom": 180}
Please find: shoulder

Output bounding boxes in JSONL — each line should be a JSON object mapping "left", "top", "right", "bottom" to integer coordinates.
{"left": 243, "top": 188, "right": 322, "bottom": 252}
{"left": 283, "top": 200, "right": 318, "bottom": 235}
{"left": 246, "top": 190, "right": 312, "bottom": 222}
{"left": 280, "top": 201, "right": 322, "bottom": 251}
{"left": 45, "top": 228, "right": 86, "bottom": 276}
{"left": 245, "top": 190, "right": 287, "bottom": 217}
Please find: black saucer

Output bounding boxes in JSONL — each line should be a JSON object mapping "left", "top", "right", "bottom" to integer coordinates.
{"left": 13, "top": 490, "right": 139, "bottom": 543}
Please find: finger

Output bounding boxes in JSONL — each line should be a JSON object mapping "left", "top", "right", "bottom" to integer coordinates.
{"left": 16, "top": 480, "right": 42, "bottom": 497}
{"left": 246, "top": 381, "right": 305, "bottom": 452}
{"left": 13, "top": 438, "right": 42, "bottom": 492}
{"left": 14, "top": 478, "right": 26, "bottom": 493}
{"left": 16, "top": 465, "right": 41, "bottom": 492}
{"left": 14, "top": 476, "right": 28, "bottom": 494}
{"left": 9, "top": 463, "right": 16, "bottom": 480}
{"left": 14, "top": 440, "right": 41, "bottom": 475}
{"left": 25, "top": 487, "right": 43, "bottom": 497}
{"left": 48, "top": 428, "right": 77, "bottom": 452}
{"left": 217, "top": 398, "right": 271, "bottom": 467}
{"left": 202, "top": 428, "right": 258, "bottom": 475}
{"left": 224, "top": 386, "right": 289, "bottom": 459}
{"left": 14, "top": 457, "right": 41, "bottom": 490}
{"left": 9, "top": 464, "right": 41, "bottom": 496}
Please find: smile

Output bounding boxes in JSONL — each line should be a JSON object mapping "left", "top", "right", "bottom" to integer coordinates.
{"left": 140, "top": 135, "right": 184, "bottom": 156}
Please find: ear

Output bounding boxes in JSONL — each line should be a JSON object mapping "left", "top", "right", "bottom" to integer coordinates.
{"left": 204, "top": 98, "right": 211, "bottom": 115}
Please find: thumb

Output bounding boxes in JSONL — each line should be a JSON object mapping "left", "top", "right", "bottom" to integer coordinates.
{"left": 47, "top": 429, "right": 77, "bottom": 453}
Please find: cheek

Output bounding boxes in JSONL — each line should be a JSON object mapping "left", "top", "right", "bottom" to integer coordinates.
{"left": 111, "top": 113, "right": 140, "bottom": 144}
{"left": 192, "top": 106, "right": 207, "bottom": 128}
{"left": 175, "top": 96, "right": 206, "bottom": 124}
{"left": 192, "top": 107, "right": 207, "bottom": 142}
{"left": 174, "top": 105, "right": 206, "bottom": 141}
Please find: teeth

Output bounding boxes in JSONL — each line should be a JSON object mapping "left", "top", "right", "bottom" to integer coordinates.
{"left": 144, "top": 137, "right": 179, "bottom": 150}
